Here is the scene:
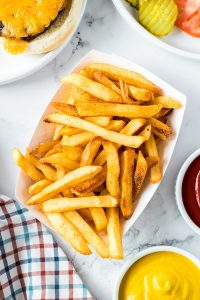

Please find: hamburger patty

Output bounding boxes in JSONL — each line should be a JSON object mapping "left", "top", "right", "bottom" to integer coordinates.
{"left": 0, "top": 0, "right": 66, "bottom": 39}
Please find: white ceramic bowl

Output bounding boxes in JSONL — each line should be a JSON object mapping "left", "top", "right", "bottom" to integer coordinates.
{"left": 112, "top": 0, "right": 200, "bottom": 60}
{"left": 175, "top": 148, "right": 200, "bottom": 235}
{"left": 113, "top": 245, "right": 200, "bottom": 300}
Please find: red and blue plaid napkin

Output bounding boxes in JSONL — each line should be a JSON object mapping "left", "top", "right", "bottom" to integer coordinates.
{"left": 0, "top": 196, "right": 93, "bottom": 300}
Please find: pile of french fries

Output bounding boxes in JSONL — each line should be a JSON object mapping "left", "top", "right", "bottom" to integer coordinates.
{"left": 13, "top": 63, "right": 182, "bottom": 259}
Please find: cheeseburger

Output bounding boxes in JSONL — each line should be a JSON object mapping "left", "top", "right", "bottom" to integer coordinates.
{"left": 0, "top": 0, "right": 83, "bottom": 54}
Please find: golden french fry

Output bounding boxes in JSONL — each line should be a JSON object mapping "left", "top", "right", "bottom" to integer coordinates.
{"left": 78, "top": 208, "right": 93, "bottom": 223}
{"left": 106, "top": 207, "right": 123, "bottom": 259}
{"left": 62, "top": 188, "right": 74, "bottom": 197}
{"left": 62, "top": 73, "right": 125, "bottom": 104}
{"left": 45, "top": 212, "right": 91, "bottom": 255}
{"left": 61, "top": 132, "right": 95, "bottom": 147}
{"left": 154, "top": 108, "right": 172, "bottom": 119}
{"left": 138, "top": 124, "right": 151, "bottom": 141}
{"left": 27, "top": 166, "right": 102, "bottom": 205}
{"left": 134, "top": 151, "right": 148, "bottom": 195}
{"left": 152, "top": 96, "right": 182, "bottom": 109}
{"left": 93, "top": 71, "right": 121, "bottom": 94}
{"left": 32, "top": 140, "right": 59, "bottom": 155}
{"left": 89, "top": 207, "right": 107, "bottom": 231}
{"left": 51, "top": 102, "right": 79, "bottom": 116}
{"left": 45, "top": 113, "right": 145, "bottom": 148}
{"left": 47, "top": 145, "right": 83, "bottom": 161}
{"left": 146, "top": 156, "right": 160, "bottom": 170}
{"left": 64, "top": 211, "right": 109, "bottom": 258}
{"left": 128, "top": 85, "right": 154, "bottom": 101}
{"left": 71, "top": 86, "right": 101, "bottom": 103}
{"left": 85, "top": 63, "right": 161, "bottom": 93}
{"left": 120, "top": 149, "right": 135, "bottom": 219}
{"left": 76, "top": 101, "right": 162, "bottom": 119}
{"left": 26, "top": 150, "right": 57, "bottom": 181}
{"left": 72, "top": 167, "right": 106, "bottom": 195}
{"left": 80, "top": 137, "right": 102, "bottom": 166}
{"left": 145, "top": 134, "right": 162, "bottom": 183}
{"left": 85, "top": 116, "right": 111, "bottom": 127}
{"left": 119, "top": 79, "right": 129, "bottom": 102}
{"left": 40, "top": 153, "right": 79, "bottom": 170}
{"left": 41, "top": 195, "right": 118, "bottom": 212}
{"left": 149, "top": 118, "right": 173, "bottom": 140}
{"left": 103, "top": 141, "right": 120, "bottom": 199}
{"left": 13, "top": 149, "right": 44, "bottom": 181}
{"left": 94, "top": 118, "right": 145, "bottom": 166}
{"left": 59, "top": 126, "right": 83, "bottom": 136}
{"left": 53, "top": 125, "right": 64, "bottom": 141}
{"left": 54, "top": 165, "right": 66, "bottom": 179}
{"left": 106, "top": 120, "right": 126, "bottom": 132}
{"left": 29, "top": 179, "right": 52, "bottom": 195}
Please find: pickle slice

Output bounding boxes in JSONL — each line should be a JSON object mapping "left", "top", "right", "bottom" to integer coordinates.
{"left": 139, "top": 0, "right": 178, "bottom": 37}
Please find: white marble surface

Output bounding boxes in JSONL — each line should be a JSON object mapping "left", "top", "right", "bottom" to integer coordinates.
{"left": 1, "top": 0, "right": 200, "bottom": 299}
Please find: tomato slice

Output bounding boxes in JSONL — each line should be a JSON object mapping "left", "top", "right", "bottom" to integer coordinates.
{"left": 175, "top": 0, "right": 200, "bottom": 37}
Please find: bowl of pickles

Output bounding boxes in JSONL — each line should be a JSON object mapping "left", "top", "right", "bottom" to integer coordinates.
{"left": 112, "top": 0, "right": 200, "bottom": 60}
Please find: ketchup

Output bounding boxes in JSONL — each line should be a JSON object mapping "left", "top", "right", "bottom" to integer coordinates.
{"left": 182, "top": 156, "right": 200, "bottom": 227}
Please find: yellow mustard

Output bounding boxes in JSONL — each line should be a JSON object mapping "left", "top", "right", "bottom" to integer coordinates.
{"left": 119, "top": 251, "right": 200, "bottom": 300}
{"left": 0, "top": 0, "right": 65, "bottom": 53}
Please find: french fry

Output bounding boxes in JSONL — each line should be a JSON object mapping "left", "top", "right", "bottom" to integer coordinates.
{"left": 80, "top": 137, "right": 102, "bottom": 166}
{"left": 47, "top": 145, "right": 83, "bottom": 161}
{"left": 106, "top": 120, "right": 126, "bottom": 132}
{"left": 45, "top": 212, "right": 91, "bottom": 255}
{"left": 85, "top": 116, "right": 111, "bottom": 127}
{"left": 64, "top": 211, "right": 109, "bottom": 258}
{"left": 27, "top": 166, "right": 102, "bottom": 205}
{"left": 145, "top": 134, "right": 162, "bottom": 183}
{"left": 26, "top": 150, "right": 57, "bottom": 181}
{"left": 154, "top": 108, "right": 172, "bottom": 119}
{"left": 103, "top": 141, "right": 120, "bottom": 199}
{"left": 149, "top": 118, "right": 173, "bottom": 140}
{"left": 72, "top": 167, "right": 106, "bottom": 195}
{"left": 54, "top": 165, "right": 66, "bottom": 179}
{"left": 62, "top": 188, "right": 74, "bottom": 197}
{"left": 45, "top": 113, "right": 145, "bottom": 148}
{"left": 32, "top": 140, "right": 59, "bottom": 155}
{"left": 106, "top": 208, "right": 123, "bottom": 259}
{"left": 128, "top": 85, "right": 154, "bottom": 101}
{"left": 71, "top": 86, "right": 100, "bottom": 103}
{"left": 94, "top": 118, "right": 145, "bottom": 166}
{"left": 53, "top": 125, "right": 64, "bottom": 141}
{"left": 138, "top": 124, "right": 152, "bottom": 141}
{"left": 119, "top": 79, "right": 129, "bottom": 102}
{"left": 40, "top": 153, "right": 79, "bottom": 170}
{"left": 146, "top": 156, "right": 160, "bottom": 170}
{"left": 85, "top": 63, "right": 161, "bottom": 93}
{"left": 59, "top": 126, "right": 83, "bottom": 136}
{"left": 61, "top": 132, "right": 95, "bottom": 147}
{"left": 93, "top": 71, "right": 121, "bottom": 95}
{"left": 152, "top": 96, "right": 182, "bottom": 109}
{"left": 78, "top": 208, "right": 93, "bottom": 223}
{"left": 134, "top": 151, "right": 148, "bottom": 196}
{"left": 51, "top": 102, "right": 79, "bottom": 116}
{"left": 76, "top": 101, "right": 162, "bottom": 118}
{"left": 120, "top": 149, "right": 135, "bottom": 219}
{"left": 41, "top": 195, "right": 118, "bottom": 212}
{"left": 13, "top": 149, "right": 44, "bottom": 181}
{"left": 29, "top": 179, "right": 52, "bottom": 195}
{"left": 62, "top": 74, "right": 125, "bottom": 104}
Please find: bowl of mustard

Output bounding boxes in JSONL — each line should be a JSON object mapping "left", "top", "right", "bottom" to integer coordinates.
{"left": 113, "top": 246, "right": 200, "bottom": 300}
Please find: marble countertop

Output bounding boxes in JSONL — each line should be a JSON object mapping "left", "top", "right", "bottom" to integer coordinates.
{"left": 1, "top": 0, "right": 200, "bottom": 299}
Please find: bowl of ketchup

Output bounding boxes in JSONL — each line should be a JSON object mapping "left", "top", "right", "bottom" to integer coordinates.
{"left": 176, "top": 149, "right": 200, "bottom": 235}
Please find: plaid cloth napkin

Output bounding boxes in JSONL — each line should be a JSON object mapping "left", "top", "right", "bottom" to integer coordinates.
{"left": 0, "top": 196, "right": 94, "bottom": 300}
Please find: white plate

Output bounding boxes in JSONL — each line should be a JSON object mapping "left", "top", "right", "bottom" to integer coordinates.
{"left": 0, "top": 0, "right": 87, "bottom": 85}
{"left": 112, "top": 0, "right": 200, "bottom": 60}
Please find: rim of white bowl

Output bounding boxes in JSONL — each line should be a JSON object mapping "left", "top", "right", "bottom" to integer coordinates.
{"left": 113, "top": 245, "right": 200, "bottom": 300}
{"left": 112, "top": 0, "right": 200, "bottom": 60}
{"left": 175, "top": 148, "right": 200, "bottom": 235}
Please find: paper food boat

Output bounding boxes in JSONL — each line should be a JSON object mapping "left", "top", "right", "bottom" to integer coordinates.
{"left": 15, "top": 50, "right": 186, "bottom": 236}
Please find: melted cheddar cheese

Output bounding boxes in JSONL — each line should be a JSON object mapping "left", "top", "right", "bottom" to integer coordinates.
{"left": 0, "top": 0, "right": 65, "bottom": 54}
